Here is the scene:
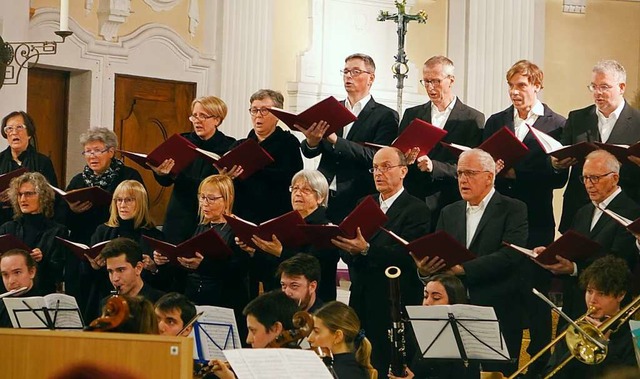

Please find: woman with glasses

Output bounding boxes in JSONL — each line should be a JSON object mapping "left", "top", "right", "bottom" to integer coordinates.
{"left": 154, "top": 175, "right": 250, "bottom": 340}
{"left": 0, "top": 172, "right": 68, "bottom": 295}
{"left": 237, "top": 169, "right": 340, "bottom": 302}
{"left": 0, "top": 111, "right": 58, "bottom": 225}
{"left": 149, "top": 96, "right": 236, "bottom": 246}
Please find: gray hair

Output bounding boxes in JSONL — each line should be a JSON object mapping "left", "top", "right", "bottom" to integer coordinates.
{"left": 459, "top": 148, "right": 496, "bottom": 183}
{"left": 592, "top": 60, "right": 626, "bottom": 84}
{"left": 79, "top": 127, "right": 118, "bottom": 149}
{"left": 585, "top": 149, "right": 621, "bottom": 174}
{"left": 291, "top": 169, "right": 329, "bottom": 207}
{"left": 424, "top": 55, "right": 455, "bottom": 77}
{"left": 250, "top": 89, "right": 284, "bottom": 109}
{"left": 345, "top": 53, "right": 376, "bottom": 73}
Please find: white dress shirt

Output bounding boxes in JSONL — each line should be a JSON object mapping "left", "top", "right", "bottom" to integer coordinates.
{"left": 466, "top": 188, "right": 496, "bottom": 248}
{"left": 513, "top": 99, "right": 544, "bottom": 141}
{"left": 430, "top": 97, "right": 457, "bottom": 129}
{"left": 590, "top": 186, "right": 622, "bottom": 231}
{"left": 379, "top": 187, "right": 404, "bottom": 214}
{"left": 596, "top": 101, "right": 625, "bottom": 143}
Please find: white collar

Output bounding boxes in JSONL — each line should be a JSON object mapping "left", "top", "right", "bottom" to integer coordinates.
{"left": 593, "top": 186, "right": 622, "bottom": 209}
{"left": 431, "top": 96, "right": 457, "bottom": 114}
{"left": 466, "top": 187, "right": 496, "bottom": 213}
{"left": 596, "top": 100, "right": 625, "bottom": 120}
{"left": 380, "top": 187, "right": 404, "bottom": 210}
{"left": 513, "top": 99, "right": 544, "bottom": 120}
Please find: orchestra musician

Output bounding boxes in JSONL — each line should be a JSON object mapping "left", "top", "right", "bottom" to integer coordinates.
{"left": 0, "top": 249, "right": 38, "bottom": 327}
{"left": 154, "top": 292, "right": 197, "bottom": 337}
{"left": 543, "top": 255, "right": 639, "bottom": 378}
{"left": 309, "top": 301, "right": 378, "bottom": 379}
{"left": 277, "top": 253, "right": 324, "bottom": 313}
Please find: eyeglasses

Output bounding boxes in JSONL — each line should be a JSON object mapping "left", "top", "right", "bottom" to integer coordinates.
{"left": 114, "top": 197, "right": 135, "bottom": 205}
{"left": 17, "top": 191, "right": 37, "bottom": 198}
{"left": 198, "top": 193, "right": 224, "bottom": 204}
{"left": 189, "top": 113, "right": 217, "bottom": 122}
{"left": 455, "top": 170, "right": 490, "bottom": 179}
{"left": 81, "top": 148, "right": 111, "bottom": 156}
{"left": 579, "top": 172, "right": 615, "bottom": 184}
{"left": 587, "top": 84, "right": 615, "bottom": 93}
{"left": 369, "top": 164, "right": 405, "bottom": 173}
{"left": 248, "top": 108, "right": 271, "bottom": 117}
{"left": 340, "top": 68, "right": 372, "bottom": 77}
{"left": 4, "top": 125, "right": 27, "bottom": 134}
{"left": 289, "top": 185, "right": 316, "bottom": 196}
{"left": 420, "top": 76, "right": 450, "bottom": 87}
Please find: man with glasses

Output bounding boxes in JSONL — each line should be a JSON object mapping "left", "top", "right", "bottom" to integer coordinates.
{"left": 534, "top": 150, "right": 639, "bottom": 322}
{"left": 332, "top": 146, "right": 430, "bottom": 375}
{"left": 414, "top": 148, "right": 528, "bottom": 376}
{"left": 399, "top": 56, "right": 484, "bottom": 231}
{"left": 555, "top": 60, "right": 640, "bottom": 233}
{"left": 299, "top": 53, "right": 398, "bottom": 223}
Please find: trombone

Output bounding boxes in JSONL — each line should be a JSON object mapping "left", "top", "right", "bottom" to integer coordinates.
{"left": 508, "top": 289, "right": 640, "bottom": 379}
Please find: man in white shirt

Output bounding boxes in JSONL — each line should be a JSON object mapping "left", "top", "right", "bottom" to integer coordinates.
{"left": 299, "top": 53, "right": 398, "bottom": 223}
{"left": 414, "top": 148, "right": 528, "bottom": 376}
{"left": 554, "top": 60, "right": 640, "bottom": 233}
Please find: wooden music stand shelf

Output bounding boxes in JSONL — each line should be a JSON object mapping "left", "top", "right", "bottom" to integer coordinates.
{"left": 0, "top": 328, "right": 193, "bottom": 379}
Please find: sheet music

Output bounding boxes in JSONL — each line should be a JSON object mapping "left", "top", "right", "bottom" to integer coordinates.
{"left": 223, "top": 349, "right": 334, "bottom": 379}
{"left": 527, "top": 125, "right": 563, "bottom": 153}
{"left": 3, "top": 294, "right": 83, "bottom": 329}
{"left": 45, "top": 293, "right": 84, "bottom": 329}
{"left": 191, "top": 305, "right": 242, "bottom": 361}
{"left": 407, "top": 304, "right": 510, "bottom": 360}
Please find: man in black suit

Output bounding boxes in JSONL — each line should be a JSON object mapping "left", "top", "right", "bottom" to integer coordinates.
{"left": 332, "top": 146, "right": 430, "bottom": 375}
{"left": 535, "top": 150, "right": 639, "bottom": 322}
{"left": 415, "top": 149, "right": 528, "bottom": 375}
{"left": 483, "top": 60, "right": 567, "bottom": 376}
{"left": 298, "top": 53, "right": 398, "bottom": 223}
{"left": 555, "top": 60, "right": 640, "bottom": 232}
{"left": 400, "top": 56, "right": 484, "bottom": 230}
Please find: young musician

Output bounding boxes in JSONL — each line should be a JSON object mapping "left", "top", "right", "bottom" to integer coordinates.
{"left": 277, "top": 253, "right": 323, "bottom": 313}
{"left": 154, "top": 292, "right": 197, "bottom": 337}
{"left": 544, "top": 255, "right": 639, "bottom": 379}
{"left": 0, "top": 249, "right": 38, "bottom": 327}
{"left": 309, "top": 301, "right": 378, "bottom": 379}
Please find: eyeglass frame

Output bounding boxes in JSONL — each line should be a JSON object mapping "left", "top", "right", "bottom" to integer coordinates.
{"left": 113, "top": 197, "right": 136, "bottom": 205}
{"left": 455, "top": 170, "right": 491, "bottom": 179}
{"left": 368, "top": 164, "right": 406, "bottom": 174}
{"left": 288, "top": 185, "right": 317, "bottom": 196}
{"left": 198, "top": 193, "right": 224, "bottom": 204}
{"left": 17, "top": 191, "right": 38, "bottom": 198}
{"left": 3, "top": 124, "right": 27, "bottom": 134}
{"left": 248, "top": 107, "right": 271, "bottom": 117}
{"left": 81, "top": 147, "right": 112, "bottom": 157}
{"left": 579, "top": 172, "right": 615, "bottom": 184}
{"left": 420, "top": 76, "right": 451, "bottom": 88}
{"left": 189, "top": 113, "right": 217, "bottom": 122}
{"left": 587, "top": 83, "right": 616, "bottom": 93}
{"left": 339, "top": 68, "right": 372, "bottom": 77}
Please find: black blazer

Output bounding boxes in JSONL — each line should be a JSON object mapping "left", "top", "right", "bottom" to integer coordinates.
{"left": 559, "top": 102, "right": 640, "bottom": 232}
{"left": 341, "top": 190, "right": 430, "bottom": 374}
{"left": 484, "top": 103, "right": 567, "bottom": 246}
{"left": 301, "top": 97, "right": 398, "bottom": 222}
{"left": 400, "top": 99, "right": 484, "bottom": 230}
{"left": 561, "top": 191, "right": 640, "bottom": 320}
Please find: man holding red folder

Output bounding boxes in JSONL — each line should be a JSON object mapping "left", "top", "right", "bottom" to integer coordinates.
{"left": 399, "top": 56, "right": 484, "bottom": 231}
{"left": 299, "top": 53, "right": 398, "bottom": 223}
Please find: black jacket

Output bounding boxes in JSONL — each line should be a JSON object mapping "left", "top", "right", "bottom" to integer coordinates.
{"left": 0, "top": 214, "right": 68, "bottom": 294}
{"left": 154, "top": 131, "right": 236, "bottom": 244}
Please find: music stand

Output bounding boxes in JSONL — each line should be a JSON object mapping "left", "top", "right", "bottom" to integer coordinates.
{"left": 5, "top": 298, "right": 84, "bottom": 330}
{"left": 406, "top": 305, "right": 513, "bottom": 373}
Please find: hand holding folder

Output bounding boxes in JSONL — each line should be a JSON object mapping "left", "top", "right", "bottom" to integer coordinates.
{"left": 143, "top": 228, "right": 232, "bottom": 264}
{"left": 365, "top": 118, "right": 448, "bottom": 158}
{"left": 383, "top": 229, "right": 476, "bottom": 268}
{"left": 56, "top": 237, "right": 111, "bottom": 260}
{"left": 49, "top": 185, "right": 112, "bottom": 209}
{"left": 209, "top": 139, "right": 275, "bottom": 180}
{"left": 298, "top": 196, "right": 388, "bottom": 249}
{"left": 504, "top": 230, "right": 601, "bottom": 265}
{"left": 224, "top": 211, "right": 306, "bottom": 250}
{"left": 119, "top": 134, "right": 201, "bottom": 177}
{"left": 268, "top": 96, "right": 357, "bottom": 138}
{"left": 527, "top": 125, "right": 598, "bottom": 162}
{"left": 442, "top": 127, "right": 529, "bottom": 170}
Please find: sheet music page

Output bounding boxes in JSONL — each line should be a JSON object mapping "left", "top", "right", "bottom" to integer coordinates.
{"left": 528, "top": 126, "right": 563, "bottom": 152}
{"left": 451, "top": 304, "right": 510, "bottom": 360}
{"left": 191, "top": 305, "right": 242, "bottom": 361}
{"left": 2, "top": 296, "right": 48, "bottom": 328}
{"left": 44, "top": 293, "right": 84, "bottom": 329}
{"left": 406, "top": 305, "right": 460, "bottom": 358}
{"left": 223, "top": 349, "right": 334, "bottom": 379}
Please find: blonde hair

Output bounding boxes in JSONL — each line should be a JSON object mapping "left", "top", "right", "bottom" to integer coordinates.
{"left": 106, "top": 180, "right": 155, "bottom": 229}
{"left": 314, "top": 301, "right": 377, "bottom": 379}
{"left": 198, "top": 175, "right": 234, "bottom": 224}
{"left": 191, "top": 96, "right": 228, "bottom": 125}
{"left": 8, "top": 172, "right": 55, "bottom": 219}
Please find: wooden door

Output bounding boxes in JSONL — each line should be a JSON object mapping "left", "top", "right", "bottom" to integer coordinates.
{"left": 114, "top": 75, "right": 196, "bottom": 226}
{"left": 27, "top": 67, "right": 69, "bottom": 186}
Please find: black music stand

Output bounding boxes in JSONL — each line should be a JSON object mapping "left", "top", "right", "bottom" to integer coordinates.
{"left": 6, "top": 298, "right": 84, "bottom": 330}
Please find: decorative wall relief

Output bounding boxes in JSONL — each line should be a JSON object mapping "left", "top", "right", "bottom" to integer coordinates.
{"left": 97, "top": 0, "right": 132, "bottom": 41}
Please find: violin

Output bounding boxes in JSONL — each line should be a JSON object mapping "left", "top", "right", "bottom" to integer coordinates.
{"left": 85, "top": 294, "right": 130, "bottom": 332}
{"left": 267, "top": 311, "right": 314, "bottom": 348}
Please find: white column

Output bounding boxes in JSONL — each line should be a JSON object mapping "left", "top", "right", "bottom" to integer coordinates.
{"left": 219, "top": 0, "right": 273, "bottom": 139}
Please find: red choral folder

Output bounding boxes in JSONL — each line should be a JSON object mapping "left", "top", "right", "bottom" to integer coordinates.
{"left": 0, "top": 234, "right": 31, "bottom": 253}
{"left": 56, "top": 237, "right": 110, "bottom": 260}
{"left": 0, "top": 168, "right": 27, "bottom": 193}
{"left": 504, "top": 230, "right": 601, "bottom": 266}
{"left": 224, "top": 211, "right": 307, "bottom": 250}
{"left": 49, "top": 185, "right": 112, "bottom": 208}
{"left": 598, "top": 207, "right": 640, "bottom": 235}
{"left": 119, "top": 134, "right": 201, "bottom": 177}
{"left": 549, "top": 141, "right": 598, "bottom": 161}
{"left": 365, "top": 119, "right": 448, "bottom": 157}
{"left": 594, "top": 142, "right": 640, "bottom": 163}
{"left": 441, "top": 127, "right": 529, "bottom": 170}
{"left": 200, "top": 139, "right": 275, "bottom": 180}
{"left": 143, "top": 228, "right": 232, "bottom": 264}
{"left": 299, "top": 196, "right": 389, "bottom": 249}
{"left": 382, "top": 229, "right": 476, "bottom": 267}
{"left": 268, "top": 96, "right": 357, "bottom": 138}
